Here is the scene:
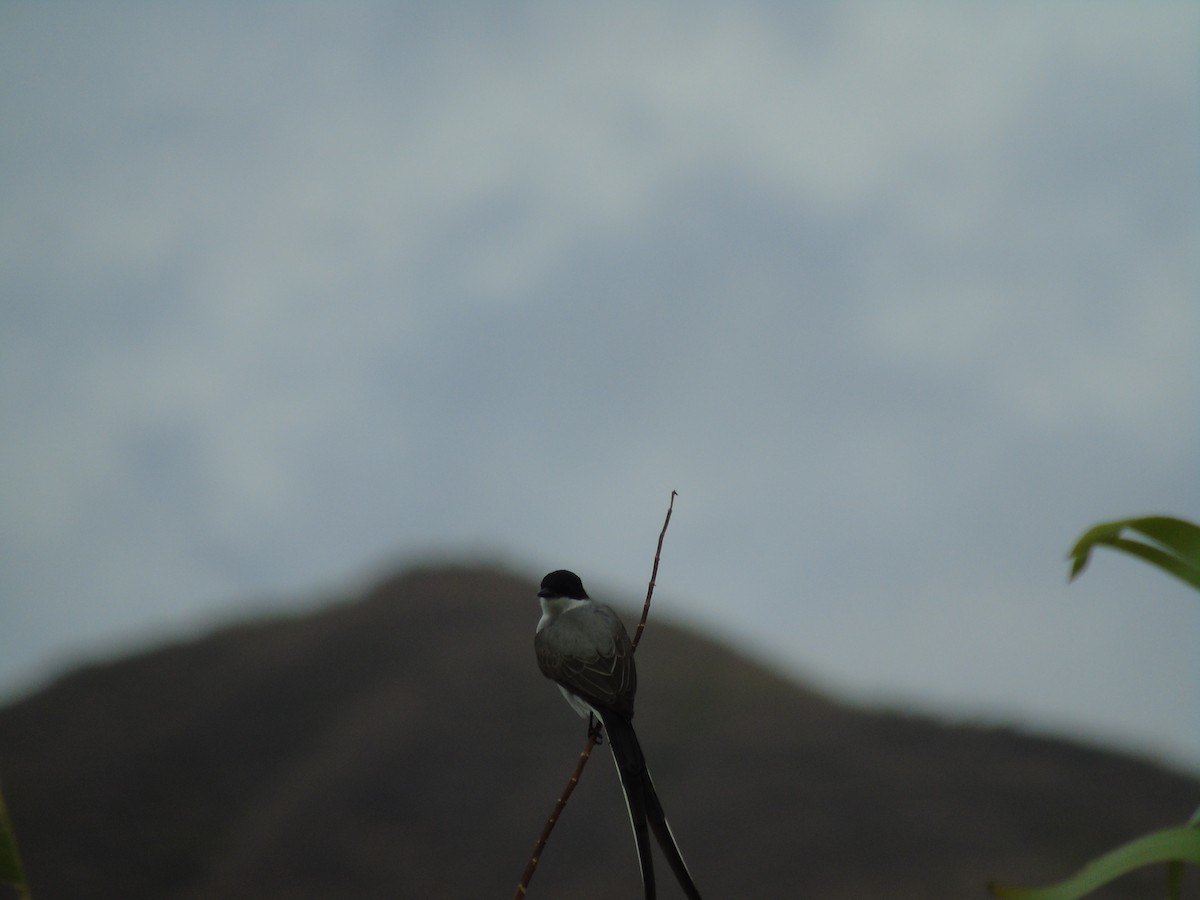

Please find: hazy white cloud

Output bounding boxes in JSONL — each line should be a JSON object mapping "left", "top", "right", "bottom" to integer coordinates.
{"left": 1, "top": 2, "right": 1197, "bottom": 769}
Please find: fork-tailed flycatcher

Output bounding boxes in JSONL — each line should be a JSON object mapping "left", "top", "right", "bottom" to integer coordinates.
{"left": 534, "top": 569, "right": 702, "bottom": 900}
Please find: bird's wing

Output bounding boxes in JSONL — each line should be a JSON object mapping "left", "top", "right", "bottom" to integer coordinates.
{"left": 535, "top": 603, "right": 637, "bottom": 718}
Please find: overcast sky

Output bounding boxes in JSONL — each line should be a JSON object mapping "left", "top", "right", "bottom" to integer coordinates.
{"left": 2, "top": 3, "right": 1198, "bottom": 773}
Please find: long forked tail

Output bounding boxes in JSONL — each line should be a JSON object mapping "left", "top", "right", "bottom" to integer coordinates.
{"left": 599, "top": 710, "right": 702, "bottom": 900}
{"left": 643, "top": 768, "right": 703, "bottom": 899}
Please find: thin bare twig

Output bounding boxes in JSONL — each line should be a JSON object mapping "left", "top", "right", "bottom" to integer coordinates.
{"left": 512, "top": 490, "right": 678, "bottom": 899}
{"left": 512, "top": 735, "right": 598, "bottom": 897}
{"left": 633, "top": 489, "right": 676, "bottom": 651}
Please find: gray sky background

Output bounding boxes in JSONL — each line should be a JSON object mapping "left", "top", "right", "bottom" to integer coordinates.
{"left": 3, "top": 4, "right": 1199, "bottom": 772}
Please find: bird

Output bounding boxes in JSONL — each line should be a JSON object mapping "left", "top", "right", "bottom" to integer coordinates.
{"left": 533, "top": 568, "right": 702, "bottom": 899}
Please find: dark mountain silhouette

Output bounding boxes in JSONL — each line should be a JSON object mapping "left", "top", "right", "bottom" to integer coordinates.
{"left": 0, "top": 564, "right": 1195, "bottom": 899}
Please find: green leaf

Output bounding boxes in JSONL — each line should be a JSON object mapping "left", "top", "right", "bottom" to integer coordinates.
{"left": 0, "top": 784, "right": 31, "bottom": 899}
{"left": 1067, "top": 515, "right": 1200, "bottom": 591}
{"left": 1165, "top": 807, "right": 1200, "bottom": 900}
{"left": 988, "top": 825, "right": 1200, "bottom": 900}
{"left": 1166, "top": 858, "right": 1183, "bottom": 900}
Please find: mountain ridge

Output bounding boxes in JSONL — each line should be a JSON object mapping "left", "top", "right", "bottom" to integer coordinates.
{"left": 1, "top": 563, "right": 1195, "bottom": 898}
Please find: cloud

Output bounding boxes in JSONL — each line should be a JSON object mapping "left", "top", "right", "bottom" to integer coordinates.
{"left": 1, "top": 2, "right": 1197, "bottom": 769}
